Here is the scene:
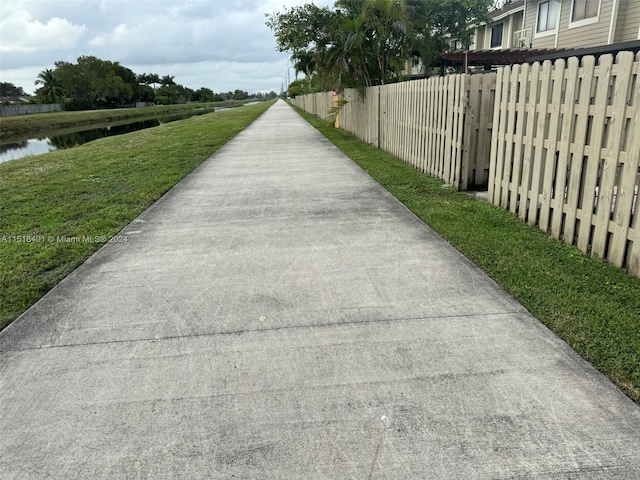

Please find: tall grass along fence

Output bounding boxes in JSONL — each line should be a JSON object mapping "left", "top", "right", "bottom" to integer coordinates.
{"left": 489, "top": 51, "right": 640, "bottom": 276}
{"left": 291, "top": 73, "right": 496, "bottom": 190}
{"left": 0, "top": 104, "right": 63, "bottom": 117}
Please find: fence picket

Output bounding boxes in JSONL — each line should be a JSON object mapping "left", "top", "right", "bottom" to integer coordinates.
{"left": 538, "top": 59, "right": 566, "bottom": 232}
{"left": 489, "top": 67, "right": 506, "bottom": 204}
{"left": 550, "top": 57, "right": 580, "bottom": 239}
{"left": 519, "top": 62, "right": 539, "bottom": 222}
{"left": 478, "top": 74, "right": 496, "bottom": 186}
{"left": 509, "top": 63, "right": 529, "bottom": 215}
{"left": 579, "top": 55, "right": 614, "bottom": 256}
{"left": 563, "top": 56, "right": 595, "bottom": 244}
{"left": 597, "top": 52, "right": 635, "bottom": 265}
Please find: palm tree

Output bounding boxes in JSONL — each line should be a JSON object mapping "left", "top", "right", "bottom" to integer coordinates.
{"left": 327, "top": 0, "right": 409, "bottom": 90}
{"left": 361, "top": 0, "right": 409, "bottom": 85}
{"left": 292, "top": 50, "right": 316, "bottom": 92}
{"left": 34, "top": 68, "right": 65, "bottom": 103}
{"left": 137, "top": 73, "right": 149, "bottom": 85}
{"left": 160, "top": 75, "right": 176, "bottom": 87}
{"left": 148, "top": 73, "right": 161, "bottom": 92}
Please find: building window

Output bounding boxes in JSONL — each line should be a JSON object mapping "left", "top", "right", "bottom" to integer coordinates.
{"left": 571, "top": 0, "right": 599, "bottom": 22}
{"left": 537, "top": 0, "right": 560, "bottom": 32}
{"left": 491, "top": 23, "right": 503, "bottom": 48}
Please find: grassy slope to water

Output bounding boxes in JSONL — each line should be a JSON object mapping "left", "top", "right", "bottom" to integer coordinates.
{"left": 0, "top": 100, "right": 253, "bottom": 139}
{"left": 0, "top": 101, "right": 274, "bottom": 330}
{"left": 294, "top": 106, "right": 640, "bottom": 404}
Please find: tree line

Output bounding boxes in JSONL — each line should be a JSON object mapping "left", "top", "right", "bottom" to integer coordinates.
{"left": 0, "top": 56, "right": 278, "bottom": 110}
{"left": 266, "top": 0, "right": 492, "bottom": 96}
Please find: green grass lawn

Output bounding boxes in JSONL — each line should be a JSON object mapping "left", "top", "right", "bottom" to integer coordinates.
{"left": 293, "top": 105, "right": 640, "bottom": 404}
{"left": 0, "top": 100, "right": 256, "bottom": 139}
{"left": 0, "top": 101, "right": 274, "bottom": 330}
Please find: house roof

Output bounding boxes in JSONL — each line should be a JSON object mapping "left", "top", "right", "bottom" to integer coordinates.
{"left": 442, "top": 40, "right": 640, "bottom": 69}
{"left": 526, "top": 40, "right": 640, "bottom": 62}
{"left": 488, "top": 0, "right": 525, "bottom": 21}
{"left": 442, "top": 48, "right": 566, "bottom": 67}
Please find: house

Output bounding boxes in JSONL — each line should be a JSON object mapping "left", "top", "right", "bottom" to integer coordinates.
{"left": 521, "top": 0, "right": 640, "bottom": 49}
{"left": 471, "top": 0, "right": 526, "bottom": 50}
{"left": 443, "top": 0, "right": 640, "bottom": 70}
{"left": 0, "top": 96, "right": 32, "bottom": 105}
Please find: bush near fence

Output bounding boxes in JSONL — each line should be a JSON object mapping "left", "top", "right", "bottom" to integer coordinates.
{"left": 292, "top": 51, "right": 640, "bottom": 277}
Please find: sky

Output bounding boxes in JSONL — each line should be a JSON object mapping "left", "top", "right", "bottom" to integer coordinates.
{"left": 0, "top": 0, "right": 333, "bottom": 95}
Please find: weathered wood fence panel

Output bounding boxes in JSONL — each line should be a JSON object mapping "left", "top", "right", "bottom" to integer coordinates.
{"left": 292, "top": 73, "right": 496, "bottom": 190}
{"left": 489, "top": 52, "right": 640, "bottom": 276}
{"left": 339, "top": 87, "right": 380, "bottom": 146}
{"left": 463, "top": 73, "right": 496, "bottom": 188}
{"left": 377, "top": 75, "right": 467, "bottom": 188}
{"left": 0, "top": 104, "right": 63, "bottom": 117}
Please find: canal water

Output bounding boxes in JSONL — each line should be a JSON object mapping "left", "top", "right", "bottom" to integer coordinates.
{"left": 0, "top": 109, "right": 218, "bottom": 164}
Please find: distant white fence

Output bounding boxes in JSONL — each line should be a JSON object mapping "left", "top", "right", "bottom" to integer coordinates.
{"left": 489, "top": 51, "right": 640, "bottom": 276}
{"left": 293, "top": 92, "right": 334, "bottom": 123}
{"left": 0, "top": 104, "right": 63, "bottom": 117}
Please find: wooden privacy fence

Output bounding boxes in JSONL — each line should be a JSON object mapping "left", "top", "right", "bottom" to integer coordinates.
{"left": 0, "top": 103, "right": 63, "bottom": 117}
{"left": 291, "top": 92, "right": 334, "bottom": 124}
{"left": 489, "top": 52, "right": 640, "bottom": 276}
{"left": 291, "top": 73, "right": 496, "bottom": 190}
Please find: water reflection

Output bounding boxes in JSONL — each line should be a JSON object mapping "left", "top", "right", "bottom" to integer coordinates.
{"left": 0, "top": 138, "right": 57, "bottom": 161}
{"left": 0, "top": 111, "right": 209, "bottom": 163}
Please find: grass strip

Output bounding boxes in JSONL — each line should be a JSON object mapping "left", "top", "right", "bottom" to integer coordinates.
{"left": 0, "top": 101, "right": 274, "bottom": 330}
{"left": 0, "top": 100, "right": 255, "bottom": 139}
{"left": 294, "top": 106, "right": 640, "bottom": 404}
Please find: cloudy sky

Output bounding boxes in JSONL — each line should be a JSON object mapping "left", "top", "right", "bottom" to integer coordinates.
{"left": 0, "top": 0, "right": 333, "bottom": 95}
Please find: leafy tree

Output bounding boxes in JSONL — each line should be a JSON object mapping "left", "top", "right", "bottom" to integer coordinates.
{"left": 51, "top": 56, "right": 135, "bottom": 109}
{"left": 288, "top": 79, "right": 309, "bottom": 98}
{"left": 136, "top": 84, "right": 156, "bottom": 103}
{"left": 406, "top": 0, "right": 491, "bottom": 55}
{"left": 232, "top": 89, "right": 249, "bottom": 100}
{"left": 267, "top": 0, "right": 492, "bottom": 91}
{"left": 31, "top": 56, "right": 263, "bottom": 110}
{"left": 0, "top": 82, "right": 26, "bottom": 97}
{"left": 155, "top": 85, "right": 179, "bottom": 104}
{"left": 175, "top": 84, "right": 194, "bottom": 103}
{"left": 192, "top": 87, "right": 216, "bottom": 102}
{"left": 266, "top": 4, "right": 335, "bottom": 55}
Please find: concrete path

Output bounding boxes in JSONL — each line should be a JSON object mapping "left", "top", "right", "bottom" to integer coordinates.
{"left": 2, "top": 100, "right": 639, "bottom": 479}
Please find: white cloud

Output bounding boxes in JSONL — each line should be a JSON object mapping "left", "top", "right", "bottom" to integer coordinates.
{"left": 88, "top": 23, "right": 131, "bottom": 47}
{"left": 0, "top": 0, "right": 334, "bottom": 94}
{"left": 0, "top": 11, "right": 87, "bottom": 52}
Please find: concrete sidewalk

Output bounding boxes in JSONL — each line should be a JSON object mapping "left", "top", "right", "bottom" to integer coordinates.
{"left": 1, "top": 100, "right": 639, "bottom": 479}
